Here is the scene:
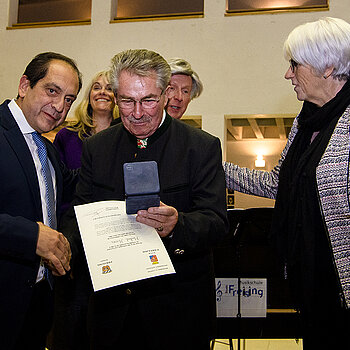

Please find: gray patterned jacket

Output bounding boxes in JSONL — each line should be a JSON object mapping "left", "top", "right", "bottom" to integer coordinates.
{"left": 224, "top": 107, "right": 350, "bottom": 308}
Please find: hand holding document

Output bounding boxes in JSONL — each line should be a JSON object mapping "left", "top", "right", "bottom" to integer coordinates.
{"left": 74, "top": 200, "right": 175, "bottom": 291}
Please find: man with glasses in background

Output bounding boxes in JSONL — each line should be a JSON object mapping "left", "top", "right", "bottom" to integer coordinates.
{"left": 64, "top": 48, "right": 228, "bottom": 350}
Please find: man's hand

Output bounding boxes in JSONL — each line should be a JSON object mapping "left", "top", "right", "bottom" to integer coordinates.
{"left": 136, "top": 201, "right": 178, "bottom": 237}
{"left": 36, "top": 222, "right": 71, "bottom": 276}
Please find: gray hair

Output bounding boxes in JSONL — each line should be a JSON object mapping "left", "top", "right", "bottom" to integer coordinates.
{"left": 109, "top": 49, "right": 171, "bottom": 95}
{"left": 168, "top": 58, "right": 203, "bottom": 99}
{"left": 283, "top": 17, "right": 350, "bottom": 81}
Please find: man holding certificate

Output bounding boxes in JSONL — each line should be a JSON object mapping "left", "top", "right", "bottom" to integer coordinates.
{"left": 61, "top": 49, "right": 228, "bottom": 350}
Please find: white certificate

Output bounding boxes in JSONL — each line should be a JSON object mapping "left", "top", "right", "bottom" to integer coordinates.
{"left": 74, "top": 200, "right": 175, "bottom": 291}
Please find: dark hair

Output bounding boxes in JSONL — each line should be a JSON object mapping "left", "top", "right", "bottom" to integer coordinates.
{"left": 23, "top": 52, "right": 82, "bottom": 92}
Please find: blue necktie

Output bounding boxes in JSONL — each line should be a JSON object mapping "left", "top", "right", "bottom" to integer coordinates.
{"left": 32, "top": 131, "right": 56, "bottom": 288}
{"left": 32, "top": 132, "right": 57, "bottom": 229}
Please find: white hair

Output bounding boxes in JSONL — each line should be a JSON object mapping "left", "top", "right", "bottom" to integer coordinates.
{"left": 168, "top": 58, "right": 203, "bottom": 99}
{"left": 283, "top": 17, "right": 350, "bottom": 80}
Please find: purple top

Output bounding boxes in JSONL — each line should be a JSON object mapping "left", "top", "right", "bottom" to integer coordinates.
{"left": 53, "top": 127, "right": 84, "bottom": 170}
{"left": 54, "top": 128, "right": 85, "bottom": 213}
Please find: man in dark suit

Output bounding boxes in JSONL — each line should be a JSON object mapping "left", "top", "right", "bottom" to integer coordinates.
{"left": 64, "top": 49, "right": 228, "bottom": 350}
{"left": 0, "top": 52, "right": 82, "bottom": 350}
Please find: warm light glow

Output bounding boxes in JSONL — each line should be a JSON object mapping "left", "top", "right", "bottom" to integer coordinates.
{"left": 264, "top": 0, "right": 303, "bottom": 7}
{"left": 255, "top": 154, "right": 265, "bottom": 168}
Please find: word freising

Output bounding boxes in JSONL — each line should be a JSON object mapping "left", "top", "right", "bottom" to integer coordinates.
{"left": 224, "top": 283, "right": 264, "bottom": 298}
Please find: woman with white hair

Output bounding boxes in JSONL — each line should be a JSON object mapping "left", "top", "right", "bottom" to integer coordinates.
{"left": 166, "top": 58, "right": 203, "bottom": 119}
{"left": 224, "top": 17, "right": 350, "bottom": 348}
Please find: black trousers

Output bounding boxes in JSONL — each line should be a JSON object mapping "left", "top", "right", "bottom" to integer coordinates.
{"left": 88, "top": 289, "right": 212, "bottom": 350}
{"left": 289, "top": 263, "right": 350, "bottom": 349}
{"left": 14, "top": 280, "right": 53, "bottom": 350}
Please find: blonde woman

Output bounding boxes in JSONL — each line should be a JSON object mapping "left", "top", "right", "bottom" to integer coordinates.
{"left": 54, "top": 70, "right": 119, "bottom": 169}
{"left": 49, "top": 71, "right": 118, "bottom": 350}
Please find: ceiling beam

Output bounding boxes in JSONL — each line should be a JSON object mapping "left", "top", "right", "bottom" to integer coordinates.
{"left": 247, "top": 118, "right": 264, "bottom": 139}
{"left": 227, "top": 125, "right": 243, "bottom": 140}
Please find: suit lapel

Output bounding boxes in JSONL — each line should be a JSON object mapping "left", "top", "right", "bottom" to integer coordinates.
{"left": 0, "top": 101, "right": 43, "bottom": 219}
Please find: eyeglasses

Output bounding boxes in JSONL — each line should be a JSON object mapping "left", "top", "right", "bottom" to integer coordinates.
{"left": 117, "top": 96, "right": 162, "bottom": 110}
{"left": 289, "top": 59, "right": 299, "bottom": 73}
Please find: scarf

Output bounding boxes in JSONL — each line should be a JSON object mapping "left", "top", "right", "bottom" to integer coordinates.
{"left": 271, "top": 79, "right": 350, "bottom": 274}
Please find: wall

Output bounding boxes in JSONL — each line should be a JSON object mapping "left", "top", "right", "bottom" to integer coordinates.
{"left": 1, "top": 0, "right": 349, "bottom": 208}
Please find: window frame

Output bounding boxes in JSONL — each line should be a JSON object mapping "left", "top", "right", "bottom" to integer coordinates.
{"left": 8, "top": 0, "right": 91, "bottom": 30}
{"left": 111, "top": 0, "right": 204, "bottom": 23}
{"left": 225, "top": 0, "right": 329, "bottom": 16}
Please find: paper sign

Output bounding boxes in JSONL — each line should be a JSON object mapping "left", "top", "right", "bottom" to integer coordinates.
{"left": 216, "top": 278, "right": 267, "bottom": 318}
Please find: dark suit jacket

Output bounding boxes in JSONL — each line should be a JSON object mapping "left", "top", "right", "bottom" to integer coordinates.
{"left": 0, "top": 100, "right": 77, "bottom": 349}
{"left": 64, "top": 114, "right": 228, "bottom": 349}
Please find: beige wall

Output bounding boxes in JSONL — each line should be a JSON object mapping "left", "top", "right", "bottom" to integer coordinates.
{"left": 1, "top": 0, "right": 349, "bottom": 208}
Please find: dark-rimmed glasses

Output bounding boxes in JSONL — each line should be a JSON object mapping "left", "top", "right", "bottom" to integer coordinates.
{"left": 289, "top": 59, "right": 299, "bottom": 73}
{"left": 117, "top": 96, "right": 162, "bottom": 110}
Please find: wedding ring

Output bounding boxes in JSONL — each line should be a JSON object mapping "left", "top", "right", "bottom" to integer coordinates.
{"left": 156, "top": 226, "right": 164, "bottom": 232}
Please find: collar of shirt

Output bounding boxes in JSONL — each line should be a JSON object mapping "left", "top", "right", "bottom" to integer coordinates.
{"left": 126, "top": 111, "right": 172, "bottom": 149}
{"left": 159, "top": 110, "right": 166, "bottom": 127}
{"left": 8, "top": 99, "right": 36, "bottom": 135}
